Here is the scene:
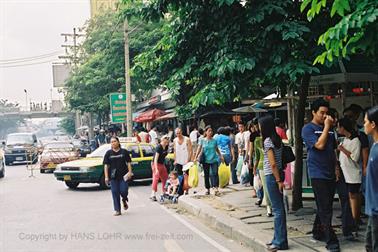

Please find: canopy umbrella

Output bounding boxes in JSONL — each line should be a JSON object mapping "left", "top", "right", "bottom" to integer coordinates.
{"left": 232, "top": 106, "right": 268, "bottom": 113}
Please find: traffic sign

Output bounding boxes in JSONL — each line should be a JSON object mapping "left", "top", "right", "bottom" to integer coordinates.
{"left": 109, "top": 93, "right": 127, "bottom": 123}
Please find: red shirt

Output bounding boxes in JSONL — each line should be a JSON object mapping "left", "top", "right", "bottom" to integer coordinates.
{"left": 275, "top": 127, "right": 288, "bottom": 140}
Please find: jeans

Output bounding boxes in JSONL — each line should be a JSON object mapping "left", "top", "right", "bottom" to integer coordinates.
{"left": 110, "top": 179, "right": 129, "bottom": 212}
{"left": 203, "top": 163, "right": 219, "bottom": 189}
{"left": 256, "top": 169, "right": 264, "bottom": 200}
{"left": 266, "top": 174, "right": 288, "bottom": 249}
{"left": 336, "top": 171, "right": 355, "bottom": 236}
{"left": 366, "top": 215, "right": 378, "bottom": 252}
{"left": 311, "top": 179, "right": 339, "bottom": 249}
{"left": 230, "top": 152, "right": 238, "bottom": 184}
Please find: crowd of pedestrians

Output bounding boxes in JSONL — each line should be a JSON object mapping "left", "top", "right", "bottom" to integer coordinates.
{"left": 101, "top": 99, "right": 378, "bottom": 252}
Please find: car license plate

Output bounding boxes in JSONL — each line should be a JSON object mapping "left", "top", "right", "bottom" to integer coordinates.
{"left": 16, "top": 157, "right": 24, "bottom": 161}
{"left": 63, "top": 175, "right": 71, "bottom": 181}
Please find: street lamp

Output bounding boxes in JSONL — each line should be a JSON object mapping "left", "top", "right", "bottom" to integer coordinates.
{"left": 24, "top": 89, "right": 28, "bottom": 111}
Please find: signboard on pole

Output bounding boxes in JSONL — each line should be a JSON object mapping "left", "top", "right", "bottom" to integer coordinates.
{"left": 109, "top": 93, "right": 127, "bottom": 123}
{"left": 52, "top": 64, "right": 71, "bottom": 87}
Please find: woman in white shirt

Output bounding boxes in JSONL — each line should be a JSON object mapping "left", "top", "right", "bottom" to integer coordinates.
{"left": 337, "top": 117, "right": 362, "bottom": 227}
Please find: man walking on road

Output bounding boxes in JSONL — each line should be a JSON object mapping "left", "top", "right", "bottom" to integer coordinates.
{"left": 103, "top": 137, "right": 133, "bottom": 216}
{"left": 302, "top": 99, "right": 340, "bottom": 252}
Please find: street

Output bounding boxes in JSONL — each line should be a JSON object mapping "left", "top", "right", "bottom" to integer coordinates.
{"left": 0, "top": 164, "right": 250, "bottom": 252}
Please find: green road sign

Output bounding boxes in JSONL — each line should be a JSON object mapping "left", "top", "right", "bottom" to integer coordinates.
{"left": 109, "top": 93, "right": 127, "bottom": 123}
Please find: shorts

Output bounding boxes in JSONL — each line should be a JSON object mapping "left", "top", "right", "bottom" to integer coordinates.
{"left": 346, "top": 183, "right": 361, "bottom": 194}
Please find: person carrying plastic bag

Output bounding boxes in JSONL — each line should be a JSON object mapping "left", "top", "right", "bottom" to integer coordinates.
{"left": 194, "top": 125, "right": 224, "bottom": 196}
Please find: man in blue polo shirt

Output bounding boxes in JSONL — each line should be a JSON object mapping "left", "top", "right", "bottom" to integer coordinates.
{"left": 302, "top": 99, "right": 340, "bottom": 252}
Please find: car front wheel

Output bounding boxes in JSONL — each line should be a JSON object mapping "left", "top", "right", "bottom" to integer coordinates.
{"left": 65, "top": 181, "right": 79, "bottom": 189}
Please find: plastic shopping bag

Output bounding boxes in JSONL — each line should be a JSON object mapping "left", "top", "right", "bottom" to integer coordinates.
{"left": 240, "top": 162, "right": 250, "bottom": 185}
{"left": 218, "top": 162, "right": 231, "bottom": 188}
{"left": 253, "top": 174, "right": 262, "bottom": 191}
{"left": 188, "top": 163, "right": 199, "bottom": 188}
{"left": 236, "top": 155, "right": 244, "bottom": 176}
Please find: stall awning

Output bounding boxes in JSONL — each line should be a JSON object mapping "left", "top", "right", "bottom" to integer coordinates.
{"left": 133, "top": 109, "right": 166, "bottom": 123}
{"left": 154, "top": 111, "right": 176, "bottom": 121}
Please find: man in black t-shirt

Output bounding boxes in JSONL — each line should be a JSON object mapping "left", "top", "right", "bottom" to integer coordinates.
{"left": 103, "top": 137, "right": 133, "bottom": 216}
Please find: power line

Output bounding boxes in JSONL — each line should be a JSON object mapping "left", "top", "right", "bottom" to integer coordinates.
{"left": 0, "top": 59, "right": 56, "bottom": 68}
{"left": 0, "top": 54, "right": 60, "bottom": 66}
{"left": 0, "top": 51, "right": 62, "bottom": 63}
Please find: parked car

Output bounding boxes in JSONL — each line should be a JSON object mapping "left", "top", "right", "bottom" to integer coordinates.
{"left": 0, "top": 148, "right": 5, "bottom": 178}
{"left": 54, "top": 141, "right": 173, "bottom": 189}
{"left": 72, "top": 138, "right": 92, "bottom": 157}
{"left": 40, "top": 142, "right": 80, "bottom": 173}
{"left": 3, "top": 133, "right": 38, "bottom": 165}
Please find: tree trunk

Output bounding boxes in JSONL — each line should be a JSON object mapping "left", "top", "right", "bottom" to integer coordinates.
{"left": 292, "top": 74, "right": 310, "bottom": 211}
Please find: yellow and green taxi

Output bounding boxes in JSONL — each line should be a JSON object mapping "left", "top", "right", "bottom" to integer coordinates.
{"left": 53, "top": 140, "right": 173, "bottom": 189}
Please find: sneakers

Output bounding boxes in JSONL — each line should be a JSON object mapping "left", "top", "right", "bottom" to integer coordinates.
{"left": 113, "top": 211, "right": 121, "bottom": 216}
{"left": 150, "top": 195, "right": 157, "bottom": 201}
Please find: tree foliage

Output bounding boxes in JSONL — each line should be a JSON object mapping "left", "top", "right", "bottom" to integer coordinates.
{"left": 301, "top": 0, "right": 378, "bottom": 64}
{"left": 65, "top": 3, "right": 163, "bottom": 120}
{"left": 0, "top": 100, "right": 24, "bottom": 138}
{"left": 58, "top": 116, "right": 76, "bottom": 135}
{"left": 126, "top": 0, "right": 327, "bottom": 120}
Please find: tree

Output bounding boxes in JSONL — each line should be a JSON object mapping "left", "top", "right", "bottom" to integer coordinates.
{"left": 65, "top": 4, "right": 163, "bottom": 123}
{"left": 0, "top": 100, "right": 24, "bottom": 138}
{"left": 301, "top": 0, "right": 378, "bottom": 64}
{"left": 58, "top": 116, "right": 76, "bottom": 135}
{"left": 127, "top": 0, "right": 334, "bottom": 209}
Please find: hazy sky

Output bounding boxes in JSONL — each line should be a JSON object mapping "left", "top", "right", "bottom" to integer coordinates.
{"left": 0, "top": 0, "right": 90, "bottom": 108}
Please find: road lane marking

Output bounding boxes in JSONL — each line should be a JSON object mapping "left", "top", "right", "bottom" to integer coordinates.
{"left": 159, "top": 205, "right": 231, "bottom": 252}
{"left": 164, "top": 239, "right": 185, "bottom": 252}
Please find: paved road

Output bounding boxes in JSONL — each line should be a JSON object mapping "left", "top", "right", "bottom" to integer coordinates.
{"left": 0, "top": 163, "right": 250, "bottom": 252}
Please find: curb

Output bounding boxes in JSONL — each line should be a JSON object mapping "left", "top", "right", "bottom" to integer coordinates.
{"left": 178, "top": 195, "right": 315, "bottom": 252}
{"left": 178, "top": 195, "right": 269, "bottom": 252}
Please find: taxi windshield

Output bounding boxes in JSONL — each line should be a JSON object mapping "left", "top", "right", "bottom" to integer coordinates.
{"left": 88, "top": 143, "right": 129, "bottom": 158}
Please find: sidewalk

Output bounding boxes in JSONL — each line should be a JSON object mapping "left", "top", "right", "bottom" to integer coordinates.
{"left": 177, "top": 184, "right": 366, "bottom": 252}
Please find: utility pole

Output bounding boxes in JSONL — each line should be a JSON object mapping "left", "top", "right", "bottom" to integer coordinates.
{"left": 59, "top": 28, "right": 89, "bottom": 138}
{"left": 124, "top": 19, "right": 132, "bottom": 137}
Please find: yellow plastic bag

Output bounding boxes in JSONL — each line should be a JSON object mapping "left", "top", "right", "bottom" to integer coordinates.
{"left": 188, "top": 163, "right": 199, "bottom": 188}
{"left": 218, "top": 162, "right": 231, "bottom": 188}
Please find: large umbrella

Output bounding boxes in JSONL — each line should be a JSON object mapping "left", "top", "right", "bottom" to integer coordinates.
{"left": 232, "top": 106, "right": 268, "bottom": 113}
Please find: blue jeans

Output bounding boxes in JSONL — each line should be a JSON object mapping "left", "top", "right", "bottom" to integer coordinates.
{"left": 110, "top": 179, "right": 129, "bottom": 212}
{"left": 266, "top": 174, "right": 288, "bottom": 249}
{"left": 366, "top": 215, "right": 378, "bottom": 252}
{"left": 256, "top": 170, "right": 264, "bottom": 200}
{"left": 203, "top": 163, "right": 219, "bottom": 189}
